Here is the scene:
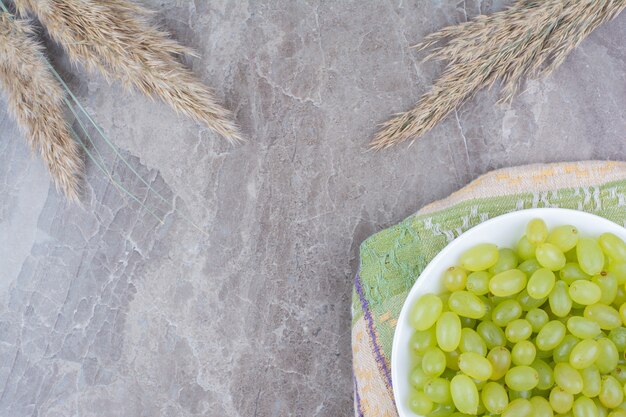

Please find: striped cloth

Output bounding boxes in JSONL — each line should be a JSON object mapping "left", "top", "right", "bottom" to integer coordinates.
{"left": 352, "top": 161, "right": 626, "bottom": 417}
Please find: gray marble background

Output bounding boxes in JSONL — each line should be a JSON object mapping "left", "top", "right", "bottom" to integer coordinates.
{"left": 0, "top": 1, "right": 625, "bottom": 416}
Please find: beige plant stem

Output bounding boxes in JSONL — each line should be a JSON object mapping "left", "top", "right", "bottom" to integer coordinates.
{"left": 0, "top": 13, "right": 82, "bottom": 200}
{"left": 371, "top": 0, "right": 626, "bottom": 150}
{"left": 14, "top": 0, "right": 241, "bottom": 142}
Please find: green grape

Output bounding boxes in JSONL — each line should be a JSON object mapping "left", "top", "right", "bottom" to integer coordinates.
{"left": 536, "top": 320, "right": 567, "bottom": 351}
{"left": 528, "top": 268, "right": 556, "bottom": 299}
{"left": 460, "top": 243, "right": 500, "bottom": 272}
{"left": 582, "top": 365, "right": 602, "bottom": 398}
{"left": 459, "top": 328, "right": 487, "bottom": 356}
{"left": 532, "top": 359, "right": 556, "bottom": 390}
{"left": 459, "top": 316, "right": 477, "bottom": 329}
{"left": 439, "top": 292, "right": 451, "bottom": 312}
{"left": 411, "top": 294, "right": 444, "bottom": 330}
{"left": 537, "top": 243, "right": 567, "bottom": 271}
{"left": 567, "top": 317, "right": 601, "bottom": 339}
{"left": 445, "top": 349, "right": 460, "bottom": 371}
{"left": 527, "top": 218, "right": 549, "bottom": 245}
{"left": 560, "top": 263, "right": 591, "bottom": 284}
{"left": 593, "top": 272, "right": 618, "bottom": 305}
{"left": 428, "top": 402, "right": 455, "bottom": 417}
{"left": 490, "top": 248, "right": 520, "bottom": 274}
{"left": 615, "top": 287, "right": 626, "bottom": 306}
{"left": 477, "top": 321, "right": 506, "bottom": 349}
{"left": 408, "top": 389, "right": 434, "bottom": 415}
{"left": 436, "top": 312, "right": 462, "bottom": 352}
{"left": 480, "top": 294, "right": 494, "bottom": 316}
{"left": 569, "top": 339, "right": 600, "bottom": 369}
{"left": 490, "top": 269, "right": 527, "bottom": 297}
{"left": 443, "top": 266, "right": 468, "bottom": 292}
{"left": 550, "top": 387, "right": 574, "bottom": 414}
{"left": 599, "top": 233, "right": 626, "bottom": 262}
{"left": 531, "top": 396, "right": 554, "bottom": 417}
{"left": 424, "top": 377, "right": 452, "bottom": 404}
{"left": 554, "top": 363, "right": 583, "bottom": 395}
{"left": 458, "top": 352, "right": 493, "bottom": 381}
{"left": 476, "top": 398, "right": 487, "bottom": 415}
{"left": 527, "top": 308, "right": 550, "bottom": 333}
{"left": 410, "top": 366, "right": 430, "bottom": 389}
{"left": 572, "top": 396, "right": 598, "bottom": 417}
{"left": 578, "top": 238, "right": 605, "bottom": 276}
{"left": 569, "top": 281, "right": 602, "bottom": 305}
{"left": 519, "top": 259, "right": 542, "bottom": 275}
{"left": 509, "top": 390, "right": 533, "bottom": 400}
{"left": 506, "top": 319, "right": 533, "bottom": 343}
{"left": 422, "top": 347, "right": 446, "bottom": 377}
{"left": 550, "top": 281, "right": 573, "bottom": 318}
{"left": 450, "top": 374, "right": 479, "bottom": 415}
{"left": 595, "top": 338, "right": 619, "bottom": 374}
{"left": 609, "top": 327, "right": 626, "bottom": 351}
{"left": 410, "top": 327, "right": 437, "bottom": 353}
{"left": 466, "top": 271, "right": 491, "bottom": 295}
{"left": 517, "top": 289, "right": 547, "bottom": 311}
{"left": 611, "top": 365, "right": 626, "bottom": 384}
{"left": 554, "top": 335, "right": 580, "bottom": 363}
{"left": 610, "top": 263, "right": 626, "bottom": 285}
{"left": 548, "top": 225, "right": 580, "bottom": 252}
{"left": 566, "top": 247, "right": 580, "bottom": 263}
{"left": 585, "top": 304, "right": 622, "bottom": 330}
{"left": 596, "top": 398, "right": 610, "bottom": 417}
{"left": 536, "top": 347, "right": 554, "bottom": 359}
{"left": 488, "top": 346, "right": 512, "bottom": 380}
{"left": 518, "top": 236, "right": 537, "bottom": 261}
{"left": 481, "top": 381, "right": 509, "bottom": 414}
{"left": 502, "top": 398, "right": 533, "bottom": 417}
{"left": 490, "top": 294, "right": 512, "bottom": 305}
{"left": 473, "top": 378, "right": 487, "bottom": 391}
{"left": 620, "top": 304, "right": 626, "bottom": 327}
{"left": 448, "top": 291, "right": 487, "bottom": 319}
{"left": 505, "top": 366, "right": 539, "bottom": 391}
{"left": 512, "top": 340, "right": 537, "bottom": 366}
{"left": 608, "top": 411, "right": 626, "bottom": 417}
{"left": 441, "top": 368, "right": 457, "bottom": 381}
{"left": 600, "top": 376, "right": 624, "bottom": 408}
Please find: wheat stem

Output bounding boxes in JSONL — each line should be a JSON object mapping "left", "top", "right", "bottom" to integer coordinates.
{"left": 47, "top": 61, "right": 170, "bottom": 204}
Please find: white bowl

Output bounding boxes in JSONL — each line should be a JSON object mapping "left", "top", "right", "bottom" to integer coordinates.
{"left": 392, "top": 208, "right": 626, "bottom": 417}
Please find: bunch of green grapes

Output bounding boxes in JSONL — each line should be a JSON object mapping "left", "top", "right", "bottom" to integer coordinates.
{"left": 407, "top": 219, "right": 626, "bottom": 417}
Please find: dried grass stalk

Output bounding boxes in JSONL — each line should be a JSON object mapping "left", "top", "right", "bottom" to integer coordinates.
{"left": 14, "top": 0, "right": 242, "bottom": 142}
{"left": 0, "top": 13, "right": 82, "bottom": 200}
{"left": 371, "top": 0, "right": 626, "bottom": 150}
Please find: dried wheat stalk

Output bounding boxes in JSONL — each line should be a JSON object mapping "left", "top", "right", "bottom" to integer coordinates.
{"left": 371, "top": 0, "right": 626, "bottom": 150}
{"left": 14, "top": 0, "right": 242, "bottom": 142}
{"left": 0, "top": 13, "right": 82, "bottom": 200}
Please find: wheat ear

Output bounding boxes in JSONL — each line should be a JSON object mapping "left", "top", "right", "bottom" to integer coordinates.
{"left": 0, "top": 13, "right": 82, "bottom": 200}
{"left": 371, "top": 0, "right": 626, "bottom": 150}
{"left": 14, "top": 0, "right": 242, "bottom": 142}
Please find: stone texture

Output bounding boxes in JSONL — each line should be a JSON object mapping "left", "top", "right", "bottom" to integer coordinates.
{"left": 0, "top": 1, "right": 625, "bottom": 416}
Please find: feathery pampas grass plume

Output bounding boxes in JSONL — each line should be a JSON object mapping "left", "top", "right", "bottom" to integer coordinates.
{"left": 370, "top": 0, "right": 626, "bottom": 150}
{"left": 14, "top": 0, "right": 242, "bottom": 142}
{"left": 0, "top": 13, "right": 82, "bottom": 200}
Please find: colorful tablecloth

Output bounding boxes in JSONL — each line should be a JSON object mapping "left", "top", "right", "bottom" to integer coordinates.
{"left": 352, "top": 161, "right": 626, "bottom": 416}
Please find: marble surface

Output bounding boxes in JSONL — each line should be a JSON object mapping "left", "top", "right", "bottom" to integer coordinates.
{"left": 1, "top": 1, "right": 625, "bottom": 416}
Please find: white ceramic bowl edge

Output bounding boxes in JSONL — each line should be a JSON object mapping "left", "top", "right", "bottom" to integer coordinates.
{"left": 392, "top": 208, "right": 626, "bottom": 417}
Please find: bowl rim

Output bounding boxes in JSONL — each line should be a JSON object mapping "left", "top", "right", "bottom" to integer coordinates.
{"left": 391, "top": 207, "right": 626, "bottom": 417}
